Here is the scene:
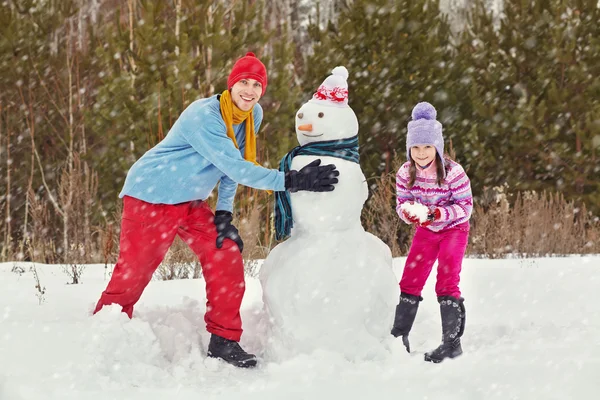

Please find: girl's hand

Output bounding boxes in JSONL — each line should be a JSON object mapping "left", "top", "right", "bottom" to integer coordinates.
{"left": 420, "top": 208, "right": 441, "bottom": 227}
{"left": 402, "top": 210, "right": 421, "bottom": 225}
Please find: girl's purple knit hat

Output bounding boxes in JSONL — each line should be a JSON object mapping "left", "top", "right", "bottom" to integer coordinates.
{"left": 406, "top": 102, "right": 446, "bottom": 177}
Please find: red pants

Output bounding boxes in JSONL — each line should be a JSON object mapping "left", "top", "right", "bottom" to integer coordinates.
{"left": 400, "top": 223, "right": 469, "bottom": 299}
{"left": 94, "top": 196, "right": 245, "bottom": 341}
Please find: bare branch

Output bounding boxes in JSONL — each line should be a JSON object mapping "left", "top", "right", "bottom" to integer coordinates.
{"left": 33, "top": 145, "right": 65, "bottom": 219}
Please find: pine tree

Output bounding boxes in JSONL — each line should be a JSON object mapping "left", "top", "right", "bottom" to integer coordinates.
{"left": 459, "top": 0, "right": 600, "bottom": 211}
{"left": 0, "top": 0, "right": 86, "bottom": 259}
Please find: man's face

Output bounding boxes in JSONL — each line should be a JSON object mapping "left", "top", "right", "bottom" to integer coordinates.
{"left": 230, "top": 79, "right": 262, "bottom": 111}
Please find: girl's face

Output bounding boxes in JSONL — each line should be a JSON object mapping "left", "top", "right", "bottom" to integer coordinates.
{"left": 230, "top": 78, "right": 262, "bottom": 111}
{"left": 410, "top": 145, "right": 437, "bottom": 167}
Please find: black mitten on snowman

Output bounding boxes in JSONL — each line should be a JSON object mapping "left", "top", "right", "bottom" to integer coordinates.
{"left": 284, "top": 159, "right": 340, "bottom": 193}
{"left": 214, "top": 210, "right": 244, "bottom": 252}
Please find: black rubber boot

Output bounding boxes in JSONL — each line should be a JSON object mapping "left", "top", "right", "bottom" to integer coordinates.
{"left": 207, "top": 334, "right": 257, "bottom": 368}
{"left": 424, "top": 296, "right": 466, "bottom": 363}
{"left": 390, "top": 292, "right": 422, "bottom": 353}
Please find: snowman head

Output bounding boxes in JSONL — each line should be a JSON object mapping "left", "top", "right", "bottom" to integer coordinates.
{"left": 295, "top": 66, "right": 359, "bottom": 146}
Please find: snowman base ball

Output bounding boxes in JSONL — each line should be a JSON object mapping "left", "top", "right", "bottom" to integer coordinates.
{"left": 260, "top": 227, "right": 397, "bottom": 361}
{"left": 259, "top": 66, "right": 398, "bottom": 362}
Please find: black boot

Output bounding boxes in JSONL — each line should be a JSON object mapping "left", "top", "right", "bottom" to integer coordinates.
{"left": 424, "top": 296, "right": 466, "bottom": 363}
{"left": 207, "top": 334, "right": 257, "bottom": 368}
{"left": 391, "top": 292, "right": 422, "bottom": 353}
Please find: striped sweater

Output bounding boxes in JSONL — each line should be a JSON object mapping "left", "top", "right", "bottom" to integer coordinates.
{"left": 396, "top": 159, "right": 473, "bottom": 232}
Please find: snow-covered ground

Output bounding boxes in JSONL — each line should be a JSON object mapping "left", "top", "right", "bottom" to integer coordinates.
{"left": 1, "top": 256, "right": 599, "bottom": 400}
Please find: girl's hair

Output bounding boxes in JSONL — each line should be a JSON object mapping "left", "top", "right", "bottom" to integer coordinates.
{"left": 407, "top": 152, "right": 452, "bottom": 188}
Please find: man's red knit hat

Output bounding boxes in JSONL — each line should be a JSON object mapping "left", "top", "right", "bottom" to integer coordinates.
{"left": 227, "top": 52, "right": 268, "bottom": 96}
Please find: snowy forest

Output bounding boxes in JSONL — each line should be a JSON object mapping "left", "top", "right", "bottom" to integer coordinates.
{"left": 1, "top": 0, "right": 599, "bottom": 266}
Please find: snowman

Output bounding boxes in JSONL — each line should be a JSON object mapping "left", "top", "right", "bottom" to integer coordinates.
{"left": 259, "top": 67, "right": 398, "bottom": 361}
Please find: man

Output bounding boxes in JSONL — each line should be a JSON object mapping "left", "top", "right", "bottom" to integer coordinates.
{"left": 93, "top": 52, "right": 339, "bottom": 368}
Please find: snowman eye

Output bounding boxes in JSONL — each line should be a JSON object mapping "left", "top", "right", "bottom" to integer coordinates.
{"left": 318, "top": 112, "right": 324, "bottom": 118}
{"left": 297, "top": 113, "right": 304, "bottom": 119}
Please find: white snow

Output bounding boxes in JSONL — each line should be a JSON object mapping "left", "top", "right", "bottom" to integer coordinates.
{"left": 2, "top": 256, "right": 600, "bottom": 399}
{"left": 400, "top": 201, "right": 430, "bottom": 223}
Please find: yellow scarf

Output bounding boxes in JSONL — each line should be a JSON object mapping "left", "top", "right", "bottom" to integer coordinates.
{"left": 219, "top": 89, "right": 258, "bottom": 165}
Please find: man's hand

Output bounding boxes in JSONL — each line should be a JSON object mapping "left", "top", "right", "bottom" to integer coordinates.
{"left": 214, "top": 210, "right": 244, "bottom": 252}
{"left": 284, "top": 159, "right": 340, "bottom": 193}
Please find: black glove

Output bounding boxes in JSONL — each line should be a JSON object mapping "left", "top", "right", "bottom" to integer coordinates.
{"left": 214, "top": 210, "right": 244, "bottom": 252}
{"left": 284, "top": 159, "right": 340, "bottom": 193}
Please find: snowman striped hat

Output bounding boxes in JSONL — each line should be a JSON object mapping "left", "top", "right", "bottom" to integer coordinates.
{"left": 309, "top": 66, "right": 349, "bottom": 108}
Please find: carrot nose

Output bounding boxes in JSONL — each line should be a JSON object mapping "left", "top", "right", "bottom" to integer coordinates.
{"left": 297, "top": 124, "right": 313, "bottom": 132}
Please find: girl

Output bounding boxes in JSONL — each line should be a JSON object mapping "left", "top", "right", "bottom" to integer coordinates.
{"left": 391, "top": 102, "right": 473, "bottom": 363}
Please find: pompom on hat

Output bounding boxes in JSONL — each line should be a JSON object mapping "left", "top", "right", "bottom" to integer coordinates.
{"left": 309, "top": 66, "right": 350, "bottom": 107}
{"left": 227, "top": 52, "right": 268, "bottom": 96}
{"left": 406, "top": 102, "right": 446, "bottom": 176}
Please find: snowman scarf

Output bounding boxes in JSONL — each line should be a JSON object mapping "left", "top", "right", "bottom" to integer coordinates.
{"left": 274, "top": 135, "right": 360, "bottom": 240}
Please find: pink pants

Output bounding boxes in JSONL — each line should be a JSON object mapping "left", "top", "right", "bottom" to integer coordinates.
{"left": 400, "top": 223, "right": 469, "bottom": 299}
{"left": 94, "top": 196, "right": 246, "bottom": 341}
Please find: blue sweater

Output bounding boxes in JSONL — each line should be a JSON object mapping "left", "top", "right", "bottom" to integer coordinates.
{"left": 119, "top": 95, "right": 286, "bottom": 212}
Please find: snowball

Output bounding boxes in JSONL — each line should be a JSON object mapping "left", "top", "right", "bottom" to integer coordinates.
{"left": 400, "top": 201, "right": 429, "bottom": 223}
